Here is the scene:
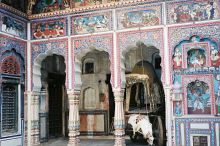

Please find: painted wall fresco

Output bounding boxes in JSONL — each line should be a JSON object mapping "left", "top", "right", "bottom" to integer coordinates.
{"left": 71, "top": 12, "right": 112, "bottom": 35}
{"left": 31, "top": 18, "right": 67, "bottom": 39}
{"left": 180, "top": 75, "right": 214, "bottom": 115}
{"left": 72, "top": 0, "right": 110, "bottom": 8}
{"left": 0, "top": 13, "right": 27, "bottom": 39}
{"left": 187, "top": 49, "right": 206, "bottom": 68}
{"left": 32, "top": 0, "right": 70, "bottom": 14}
{"left": 171, "top": 36, "right": 219, "bottom": 115}
{"left": 167, "top": 1, "right": 220, "bottom": 24}
{"left": 169, "top": 23, "right": 220, "bottom": 145}
{"left": 174, "top": 101, "right": 183, "bottom": 116}
{"left": 187, "top": 80, "right": 210, "bottom": 114}
{"left": 117, "top": 4, "right": 162, "bottom": 29}
{"left": 172, "top": 36, "right": 219, "bottom": 69}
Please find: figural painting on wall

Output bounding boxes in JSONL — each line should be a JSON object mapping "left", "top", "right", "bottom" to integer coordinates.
{"left": 173, "top": 36, "right": 220, "bottom": 69}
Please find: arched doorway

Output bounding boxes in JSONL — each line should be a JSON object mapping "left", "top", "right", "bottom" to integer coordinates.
{"left": 123, "top": 43, "right": 166, "bottom": 145}
{"left": 39, "top": 54, "right": 67, "bottom": 141}
{"left": 0, "top": 49, "right": 25, "bottom": 142}
{"left": 75, "top": 48, "right": 113, "bottom": 136}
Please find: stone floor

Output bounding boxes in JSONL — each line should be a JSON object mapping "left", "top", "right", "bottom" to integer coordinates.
{"left": 38, "top": 136, "right": 150, "bottom": 146}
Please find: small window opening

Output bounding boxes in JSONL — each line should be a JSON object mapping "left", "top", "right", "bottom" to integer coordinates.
{"left": 155, "top": 57, "right": 161, "bottom": 69}
{"left": 85, "top": 62, "right": 94, "bottom": 74}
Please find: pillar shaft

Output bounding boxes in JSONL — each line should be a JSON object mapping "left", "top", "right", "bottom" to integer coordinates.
{"left": 68, "top": 90, "right": 80, "bottom": 146}
{"left": 113, "top": 88, "right": 126, "bottom": 146}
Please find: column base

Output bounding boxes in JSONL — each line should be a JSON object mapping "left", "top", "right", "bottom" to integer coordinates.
{"left": 68, "top": 137, "right": 80, "bottom": 146}
{"left": 114, "top": 137, "right": 126, "bottom": 146}
{"left": 114, "top": 129, "right": 126, "bottom": 146}
{"left": 68, "top": 130, "right": 80, "bottom": 146}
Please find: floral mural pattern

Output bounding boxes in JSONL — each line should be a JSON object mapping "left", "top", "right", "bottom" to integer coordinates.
{"left": 31, "top": 39, "right": 67, "bottom": 64}
{"left": 73, "top": 0, "right": 110, "bottom": 8}
{"left": 0, "top": 35, "right": 26, "bottom": 58}
{"left": 73, "top": 34, "right": 112, "bottom": 54}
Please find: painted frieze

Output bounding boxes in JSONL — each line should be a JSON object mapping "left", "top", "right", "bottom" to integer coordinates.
{"left": 71, "top": 12, "right": 112, "bottom": 35}
{"left": 0, "top": 13, "right": 26, "bottom": 39}
{"left": 117, "top": 4, "right": 162, "bottom": 29}
{"left": 32, "top": 0, "right": 70, "bottom": 14}
{"left": 31, "top": 18, "right": 67, "bottom": 39}
{"left": 167, "top": 0, "right": 220, "bottom": 24}
{"left": 72, "top": 0, "right": 110, "bottom": 8}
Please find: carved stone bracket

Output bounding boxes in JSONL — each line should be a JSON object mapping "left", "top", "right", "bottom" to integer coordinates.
{"left": 27, "top": 0, "right": 35, "bottom": 15}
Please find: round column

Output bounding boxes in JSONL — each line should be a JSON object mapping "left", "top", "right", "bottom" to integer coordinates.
{"left": 113, "top": 88, "right": 126, "bottom": 146}
{"left": 68, "top": 90, "right": 80, "bottom": 146}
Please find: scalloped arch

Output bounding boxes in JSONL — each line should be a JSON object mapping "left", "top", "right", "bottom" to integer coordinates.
{"left": 32, "top": 49, "right": 66, "bottom": 92}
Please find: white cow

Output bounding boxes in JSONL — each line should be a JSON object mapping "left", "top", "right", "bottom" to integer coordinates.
{"left": 128, "top": 114, "right": 154, "bottom": 145}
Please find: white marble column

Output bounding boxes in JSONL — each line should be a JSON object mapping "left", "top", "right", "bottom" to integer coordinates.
{"left": 113, "top": 88, "right": 126, "bottom": 146}
{"left": 31, "top": 92, "right": 40, "bottom": 145}
{"left": 68, "top": 90, "right": 80, "bottom": 146}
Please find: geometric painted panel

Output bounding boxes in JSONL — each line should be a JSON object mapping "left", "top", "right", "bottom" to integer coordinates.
{"left": 175, "top": 118, "right": 220, "bottom": 146}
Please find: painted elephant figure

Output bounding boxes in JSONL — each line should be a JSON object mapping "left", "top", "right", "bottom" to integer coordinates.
{"left": 128, "top": 114, "right": 154, "bottom": 145}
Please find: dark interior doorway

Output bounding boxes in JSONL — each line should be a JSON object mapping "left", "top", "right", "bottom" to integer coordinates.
{"left": 106, "top": 74, "right": 115, "bottom": 134}
{"left": 40, "top": 54, "right": 67, "bottom": 142}
{"left": 48, "top": 73, "right": 65, "bottom": 138}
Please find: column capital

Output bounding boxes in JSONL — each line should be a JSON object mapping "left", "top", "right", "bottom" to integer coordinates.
{"left": 113, "top": 88, "right": 125, "bottom": 101}
{"left": 67, "top": 90, "right": 81, "bottom": 101}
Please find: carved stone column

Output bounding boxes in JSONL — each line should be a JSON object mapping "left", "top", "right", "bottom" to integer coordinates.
{"left": 113, "top": 88, "right": 126, "bottom": 146}
{"left": 27, "top": 91, "right": 40, "bottom": 145}
{"left": 68, "top": 90, "right": 80, "bottom": 146}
